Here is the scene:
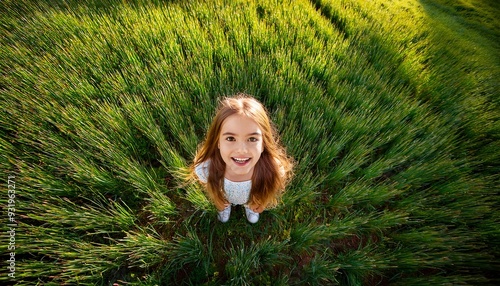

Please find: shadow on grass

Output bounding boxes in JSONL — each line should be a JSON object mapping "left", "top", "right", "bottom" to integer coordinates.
{"left": 417, "top": 0, "right": 500, "bottom": 175}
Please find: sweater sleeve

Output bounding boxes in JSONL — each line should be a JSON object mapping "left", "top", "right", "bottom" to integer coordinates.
{"left": 194, "top": 160, "right": 210, "bottom": 183}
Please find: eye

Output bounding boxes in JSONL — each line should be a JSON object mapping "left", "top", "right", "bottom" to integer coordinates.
{"left": 225, "top": 136, "right": 235, "bottom": 142}
{"left": 248, "top": 137, "right": 259, "bottom": 142}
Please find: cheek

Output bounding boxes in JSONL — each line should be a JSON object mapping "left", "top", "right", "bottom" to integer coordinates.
{"left": 218, "top": 146, "right": 226, "bottom": 157}
{"left": 218, "top": 143, "right": 230, "bottom": 157}
{"left": 255, "top": 143, "right": 264, "bottom": 156}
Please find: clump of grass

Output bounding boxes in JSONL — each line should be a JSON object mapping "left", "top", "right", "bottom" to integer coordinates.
{"left": 299, "top": 253, "right": 340, "bottom": 286}
{"left": 161, "top": 229, "right": 215, "bottom": 283}
{"left": 225, "top": 239, "right": 289, "bottom": 286}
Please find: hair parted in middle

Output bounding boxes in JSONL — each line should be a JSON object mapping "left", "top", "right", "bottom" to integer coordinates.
{"left": 192, "top": 93, "right": 293, "bottom": 211}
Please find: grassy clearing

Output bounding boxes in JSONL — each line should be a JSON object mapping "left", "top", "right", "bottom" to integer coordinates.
{"left": 1, "top": 0, "right": 498, "bottom": 284}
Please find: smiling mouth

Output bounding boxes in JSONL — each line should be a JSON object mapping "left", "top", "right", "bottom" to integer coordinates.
{"left": 232, "top": 157, "right": 251, "bottom": 164}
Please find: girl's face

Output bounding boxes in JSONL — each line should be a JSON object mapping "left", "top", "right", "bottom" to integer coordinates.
{"left": 219, "top": 114, "right": 264, "bottom": 181}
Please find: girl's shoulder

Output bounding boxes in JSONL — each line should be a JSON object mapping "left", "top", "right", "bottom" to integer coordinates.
{"left": 194, "top": 160, "right": 210, "bottom": 183}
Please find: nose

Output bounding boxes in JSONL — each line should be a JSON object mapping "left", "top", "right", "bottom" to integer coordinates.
{"left": 235, "top": 141, "right": 248, "bottom": 153}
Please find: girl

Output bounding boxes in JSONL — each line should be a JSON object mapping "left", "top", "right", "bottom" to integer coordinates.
{"left": 190, "top": 94, "right": 293, "bottom": 223}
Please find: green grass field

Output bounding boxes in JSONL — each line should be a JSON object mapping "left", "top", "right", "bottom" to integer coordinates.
{"left": 1, "top": 0, "right": 499, "bottom": 284}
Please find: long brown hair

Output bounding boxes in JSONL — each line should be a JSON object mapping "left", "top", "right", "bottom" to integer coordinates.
{"left": 191, "top": 93, "right": 293, "bottom": 210}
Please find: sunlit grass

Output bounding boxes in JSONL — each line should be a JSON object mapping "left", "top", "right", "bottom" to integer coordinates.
{"left": 1, "top": 0, "right": 498, "bottom": 284}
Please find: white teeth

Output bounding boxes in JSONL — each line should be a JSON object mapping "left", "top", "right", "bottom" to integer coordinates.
{"left": 233, "top": 158, "right": 250, "bottom": 163}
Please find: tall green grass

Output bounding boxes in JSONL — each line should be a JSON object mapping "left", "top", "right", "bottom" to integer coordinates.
{"left": 1, "top": 0, "right": 498, "bottom": 284}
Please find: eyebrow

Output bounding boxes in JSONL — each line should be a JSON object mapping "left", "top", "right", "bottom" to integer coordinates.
{"left": 222, "top": 132, "right": 262, "bottom": 136}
